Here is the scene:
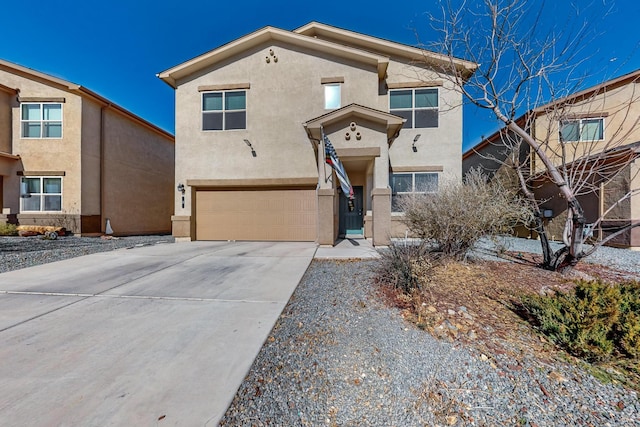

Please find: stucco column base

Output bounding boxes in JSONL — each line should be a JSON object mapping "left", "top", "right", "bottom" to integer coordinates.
{"left": 371, "top": 187, "right": 391, "bottom": 246}
{"left": 171, "top": 215, "right": 192, "bottom": 239}
{"left": 317, "top": 188, "right": 336, "bottom": 246}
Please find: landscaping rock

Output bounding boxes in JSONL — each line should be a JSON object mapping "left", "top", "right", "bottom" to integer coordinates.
{"left": 220, "top": 260, "right": 640, "bottom": 426}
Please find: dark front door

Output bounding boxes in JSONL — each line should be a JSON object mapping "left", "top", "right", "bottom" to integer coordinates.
{"left": 339, "top": 186, "right": 364, "bottom": 236}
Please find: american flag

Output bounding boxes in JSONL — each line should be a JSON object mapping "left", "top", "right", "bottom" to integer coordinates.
{"left": 323, "top": 131, "right": 354, "bottom": 200}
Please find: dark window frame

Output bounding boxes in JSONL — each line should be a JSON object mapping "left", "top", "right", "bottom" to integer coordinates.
{"left": 389, "top": 88, "right": 439, "bottom": 129}
{"left": 202, "top": 90, "right": 247, "bottom": 131}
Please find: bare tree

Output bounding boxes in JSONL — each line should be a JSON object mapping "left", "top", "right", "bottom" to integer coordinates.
{"left": 425, "top": 0, "right": 640, "bottom": 271}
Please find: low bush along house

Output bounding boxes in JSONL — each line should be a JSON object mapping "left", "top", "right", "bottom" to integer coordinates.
{"left": 0, "top": 59, "right": 174, "bottom": 235}
{"left": 159, "top": 22, "right": 476, "bottom": 245}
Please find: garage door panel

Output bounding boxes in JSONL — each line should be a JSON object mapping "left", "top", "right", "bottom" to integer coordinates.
{"left": 195, "top": 189, "right": 317, "bottom": 241}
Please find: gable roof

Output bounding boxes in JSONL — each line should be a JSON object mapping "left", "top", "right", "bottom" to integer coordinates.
{"left": 294, "top": 22, "right": 477, "bottom": 80}
{"left": 158, "top": 26, "right": 390, "bottom": 88}
{"left": 0, "top": 59, "right": 173, "bottom": 141}
{"left": 463, "top": 68, "right": 640, "bottom": 160}
{"left": 158, "top": 22, "right": 478, "bottom": 88}
{"left": 532, "top": 68, "right": 640, "bottom": 114}
{"left": 303, "top": 103, "right": 406, "bottom": 142}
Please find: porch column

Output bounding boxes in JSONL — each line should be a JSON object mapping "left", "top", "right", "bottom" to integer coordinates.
{"left": 317, "top": 140, "right": 336, "bottom": 245}
{"left": 317, "top": 188, "right": 335, "bottom": 245}
{"left": 372, "top": 188, "right": 391, "bottom": 246}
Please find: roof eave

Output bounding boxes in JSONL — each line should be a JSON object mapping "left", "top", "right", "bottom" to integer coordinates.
{"left": 158, "top": 26, "right": 390, "bottom": 87}
{"left": 294, "top": 21, "right": 477, "bottom": 78}
{"left": 303, "top": 103, "right": 406, "bottom": 142}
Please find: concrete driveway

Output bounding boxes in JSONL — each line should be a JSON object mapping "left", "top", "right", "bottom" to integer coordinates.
{"left": 0, "top": 241, "right": 316, "bottom": 426}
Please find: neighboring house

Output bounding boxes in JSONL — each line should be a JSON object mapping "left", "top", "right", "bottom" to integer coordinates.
{"left": 158, "top": 22, "right": 476, "bottom": 245}
{"left": 0, "top": 59, "right": 175, "bottom": 235}
{"left": 463, "top": 69, "right": 640, "bottom": 248}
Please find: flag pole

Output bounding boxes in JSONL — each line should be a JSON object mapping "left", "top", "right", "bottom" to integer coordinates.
{"left": 321, "top": 125, "right": 331, "bottom": 184}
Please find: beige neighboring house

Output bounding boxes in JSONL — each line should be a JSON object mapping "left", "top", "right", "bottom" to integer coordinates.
{"left": 463, "top": 69, "right": 640, "bottom": 248}
{"left": 0, "top": 59, "right": 175, "bottom": 235}
{"left": 159, "top": 22, "right": 476, "bottom": 245}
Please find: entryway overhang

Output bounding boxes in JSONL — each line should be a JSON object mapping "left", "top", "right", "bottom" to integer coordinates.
{"left": 304, "top": 104, "right": 404, "bottom": 247}
{"left": 303, "top": 103, "right": 405, "bottom": 145}
{"left": 0, "top": 152, "right": 20, "bottom": 176}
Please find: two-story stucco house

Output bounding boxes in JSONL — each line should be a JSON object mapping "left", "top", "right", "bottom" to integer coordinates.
{"left": 463, "top": 69, "right": 640, "bottom": 248}
{"left": 0, "top": 59, "right": 175, "bottom": 235}
{"left": 159, "top": 22, "right": 476, "bottom": 245}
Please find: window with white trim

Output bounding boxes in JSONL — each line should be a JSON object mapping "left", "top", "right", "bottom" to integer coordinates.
{"left": 324, "top": 83, "right": 341, "bottom": 109}
{"left": 202, "top": 90, "right": 246, "bottom": 130}
{"left": 560, "top": 118, "right": 604, "bottom": 142}
{"left": 390, "top": 172, "right": 439, "bottom": 212}
{"left": 20, "top": 177, "right": 62, "bottom": 212}
{"left": 21, "top": 103, "right": 63, "bottom": 138}
{"left": 390, "top": 88, "right": 438, "bottom": 128}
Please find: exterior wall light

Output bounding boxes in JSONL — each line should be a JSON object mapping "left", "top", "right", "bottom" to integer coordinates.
{"left": 412, "top": 134, "right": 421, "bottom": 152}
{"left": 177, "top": 183, "right": 186, "bottom": 208}
{"left": 244, "top": 139, "right": 257, "bottom": 157}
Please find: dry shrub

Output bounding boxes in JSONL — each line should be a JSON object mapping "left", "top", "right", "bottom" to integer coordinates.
{"left": 399, "top": 169, "right": 533, "bottom": 260}
{"left": 376, "top": 242, "right": 431, "bottom": 293}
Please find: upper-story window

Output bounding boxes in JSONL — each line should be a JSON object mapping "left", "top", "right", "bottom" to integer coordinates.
{"left": 560, "top": 118, "right": 604, "bottom": 142}
{"left": 390, "top": 88, "right": 438, "bottom": 128}
{"left": 21, "top": 103, "right": 63, "bottom": 138}
{"left": 20, "top": 176, "right": 62, "bottom": 212}
{"left": 324, "top": 83, "right": 341, "bottom": 109}
{"left": 202, "top": 90, "right": 246, "bottom": 130}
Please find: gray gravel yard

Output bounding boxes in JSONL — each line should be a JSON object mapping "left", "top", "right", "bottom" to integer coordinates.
{"left": 474, "top": 236, "right": 640, "bottom": 275}
{"left": 0, "top": 235, "right": 174, "bottom": 273}
{"left": 2, "top": 235, "right": 639, "bottom": 425}
{"left": 221, "top": 256, "right": 640, "bottom": 426}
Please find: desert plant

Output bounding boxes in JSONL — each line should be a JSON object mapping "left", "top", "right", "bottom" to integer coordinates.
{"left": 522, "top": 280, "right": 640, "bottom": 362}
{"left": 399, "top": 170, "right": 533, "bottom": 260}
{"left": 376, "top": 242, "right": 431, "bottom": 293}
{"left": 0, "top": 223, "right": 18, "bottom": 236}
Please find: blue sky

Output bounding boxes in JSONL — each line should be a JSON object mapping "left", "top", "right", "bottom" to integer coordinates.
{"left": 2, "top": 0, "right": 639, "bottom": 151}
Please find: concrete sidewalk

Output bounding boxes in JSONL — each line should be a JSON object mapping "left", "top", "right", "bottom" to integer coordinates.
{"left": 0, "top": 241, "right": 315, "bottom": 426}
{"left": 314, "top": 237, "right": 380, "bottom": 259}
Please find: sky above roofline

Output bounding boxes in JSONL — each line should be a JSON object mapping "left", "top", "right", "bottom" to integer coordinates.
{"left": 1, "top": 0, "right": 638, "bottom": 151}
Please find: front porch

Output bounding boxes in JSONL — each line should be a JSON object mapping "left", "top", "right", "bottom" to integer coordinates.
{"left": 304, "top": 104, "right": 404, "bottom": 247}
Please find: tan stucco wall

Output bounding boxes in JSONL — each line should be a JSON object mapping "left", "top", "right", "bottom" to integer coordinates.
{"left": 0, "top": 67, "right": 174, "bottom": 234}
{"left": 0, "top": 69, "right": 84, "bottom": 222}
{"left": 80, "top": 99, "right": 102, "bottom": 218}
{"left": 0, "top": 90, "right": 12, "bottom": 153}
{"left": 386, "top": 61, "right": 464, "bottom": 181}
{"left": 173, "top": 40, "right": 382, "bottom": 218}
{"left": 101, "top": 107, "right": 174, "bottom": 235}
{"left": 172, "top": 36, "right": 465, "bottom": 245}
{"left": 533, "top": 82, "right": 640, "bottom": 171}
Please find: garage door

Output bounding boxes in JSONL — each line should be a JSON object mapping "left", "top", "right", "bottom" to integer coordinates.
{"left": 195, "top": 188, "right": 317, "bottom": 241}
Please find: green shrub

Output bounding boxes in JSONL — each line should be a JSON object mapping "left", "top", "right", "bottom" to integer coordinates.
{"left": 522, "top": 280, "right": 640, "bottom": 362}
{"left": 377, "top": 243, "right": 431, "bottom": 293}
{"left": 0, "top": 223, "right": 18, "bottom": 236}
